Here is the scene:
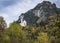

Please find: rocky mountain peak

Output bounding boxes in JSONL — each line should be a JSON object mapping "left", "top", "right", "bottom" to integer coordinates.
{"left": 17, "top": 1, "right": 60, "bottom": 26}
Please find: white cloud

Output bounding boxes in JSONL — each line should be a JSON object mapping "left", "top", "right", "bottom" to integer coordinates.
{"left": 0, "top": 0, "right": 42, "bottom": 25}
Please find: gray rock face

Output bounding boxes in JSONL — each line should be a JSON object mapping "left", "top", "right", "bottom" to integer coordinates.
{"left": 17, "top": 1, "right": 60, "bottom": 26}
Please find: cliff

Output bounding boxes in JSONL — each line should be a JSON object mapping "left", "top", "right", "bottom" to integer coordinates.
{"left": 17, "top": 1, "right": 60, "bottom": 26}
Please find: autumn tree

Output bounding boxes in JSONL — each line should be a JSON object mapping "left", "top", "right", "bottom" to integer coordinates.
{"left": 37, "top": 32, "right": 50, "bottom": 43}
{"left": 0, "top": 16, "right": 7, "bottom": 43}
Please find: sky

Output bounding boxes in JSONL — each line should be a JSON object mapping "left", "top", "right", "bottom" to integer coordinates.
{"left": 0, "top": 0, "right": 60, "bottom": 26}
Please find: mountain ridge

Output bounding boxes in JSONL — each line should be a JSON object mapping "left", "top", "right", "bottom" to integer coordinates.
{"left": 17, "top": 1, "right": 60, "bottom": 26}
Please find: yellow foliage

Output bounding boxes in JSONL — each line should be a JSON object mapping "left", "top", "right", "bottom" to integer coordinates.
{"left": 3, "top": 35, "right": 10, "bottom": 41}
{"left": 37, "top": 32, "right": 50, "bottom": 43}
{"left": 31, "top": 27, "right": 36, "bottom": 33}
